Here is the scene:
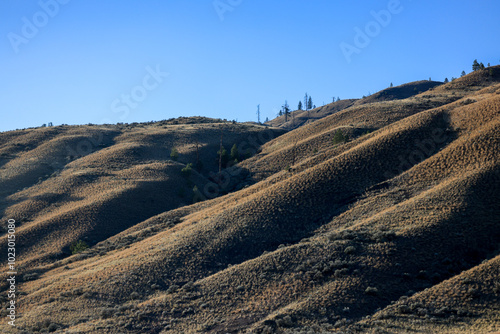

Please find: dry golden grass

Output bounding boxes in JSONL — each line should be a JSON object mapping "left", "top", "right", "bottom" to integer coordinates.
{"left": 0, "top": 68, "right": 499, "bottom": 333}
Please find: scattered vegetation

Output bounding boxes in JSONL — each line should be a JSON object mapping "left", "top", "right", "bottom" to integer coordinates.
{"left": 70, "top": 240, "right": 89, "bottom": 255}
{"left": 2, "top": 68, "right": 500, "bottom": 333}
{"left": 170, "top": 147, "right": 179, "bottom": 161}
{"left": 230, "top": 143, "right": 239, "bottom": 163}
{"left": 181, "top": 163, "right": 193, "bottom": 178}
{"left": 332, "top": 129, "right": 348, "bottom": 145}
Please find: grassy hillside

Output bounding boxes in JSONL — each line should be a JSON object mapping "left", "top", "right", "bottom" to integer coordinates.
{"left": 267, "top": 80, "right": 443, "bottom": 130}
{"left": 0, "top": 120, "right": 285, "bottom": 271}
{"left": 1, "top": 67, "right": 500, "bottom": 333}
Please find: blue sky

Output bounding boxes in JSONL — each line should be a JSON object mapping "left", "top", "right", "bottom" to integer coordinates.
{"left": 1, "top": 0, "right": 499, "bottom": 132}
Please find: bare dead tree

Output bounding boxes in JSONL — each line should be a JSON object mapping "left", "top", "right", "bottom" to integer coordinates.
{"left": 195, "top": 140, "right": 200, "bottom": 166}
{"left": 219, "top": 127, "right": 223, "bottom": 175}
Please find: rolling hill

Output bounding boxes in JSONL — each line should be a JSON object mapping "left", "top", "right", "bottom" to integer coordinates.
{"left": 266, "top": 80, "right": 443, "bottom": 130}
{"left": 1, "top": 66, "right": 500, "bottom": 334}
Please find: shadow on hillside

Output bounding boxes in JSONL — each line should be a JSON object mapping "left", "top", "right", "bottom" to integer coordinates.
{"left": 177, "top": 113, "right": 461, "bottom": 279}
{"left": 379, "top": 164, "right": 500, "bottom": 312}
{"left": 265, "top": 164, "right": 500, "bottom": 326}
{"left": 0, "top": 192, "right": 86, "bottom": 229}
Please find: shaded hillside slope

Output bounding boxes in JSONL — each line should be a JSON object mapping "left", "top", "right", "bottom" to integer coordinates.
{"left": 0, "top": 68, "right": 499, "bottom": 334}
{"left": 244, "top": 69, "right": 500, "bottom": 180}
{"left": 0, "top": 120, "right": 285, "bottom": 271}
{"left": 359, "top": 80, "right": 442, "bottom": 104}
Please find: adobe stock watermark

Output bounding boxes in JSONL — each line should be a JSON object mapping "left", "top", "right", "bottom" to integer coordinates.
{"left": 340, "top": 0, "right": 405, "bottom": 64}
{"left": 213, "top": 0, "right": 243, "bottom": 21}
{"left": 6, "top": 219, "right": 17, "bottom": 327}
{"left": 65, "top": 64, "right": 168, "bottom": 158}
{"left": 384, "top": 113, "right": 451, "bottom": 180}
{"left": 110, "top": 65, "right": 169, "bottom": 121}
{"left": 7, "top": 0, "right": 71, "bottom": 54}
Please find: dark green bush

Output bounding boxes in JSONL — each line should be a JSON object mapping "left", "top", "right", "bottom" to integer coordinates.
{"left": 332, "top": 129, "right": 348, "bottom": 145}
{"left": 181, "top": 163, "right": 193, "bottom": 178}
{"left": 70, "top": 240, "right": 89, "bottom": 255}
{"left": 170, "top": 148, "right": 179, "bottom": 161}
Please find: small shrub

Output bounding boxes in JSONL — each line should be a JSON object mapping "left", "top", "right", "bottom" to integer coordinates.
{"left": 461, "top": 98, "right": 475, "bottom": 106}
{"left": 230, "top": 143, "right": 240, "bottom": 161}
{"left": 23, "top": 272, "right": 39, "bottom": 281}
{"left": 372, "top": 230, "right": 396, "bottom": 243}
{"left": 332, "top": 129, "right": 348, "bottom": 145}
{"left": 166, "top": 285, "right": 179, "bottom": 293}
{"left": 48, "top": 323, "right": 59, "bottom": 332}
{"left": 130, "top": 291, "right": 141, "bottom": 300}
{"left": 181, "top": 163, "right": 193, "bottom": 178}
{"left": 100, "top": 307, "right": 115, "bottom": 319}
{"left": 365, "top": 286, "right": 379, "bottom": 295}
{"left": 276, "top": 315, "right": 293, "bottom": 328}
{"left": 397, "top": 305, "right": 411, "bottom": 314}
{"left": 170, "top": 148, "right": 179, "bottom": 161}
{"left": 335, "top": 268, "right": 349, "bottom": 277}
{"left": 70, "top": 240, "right": 89, "bottom": 255}
{"left": 182, "top": 281, "right": 195, "bottom": 292}
{"left": 344, "top": 246, "right": 356, "bottom": 254}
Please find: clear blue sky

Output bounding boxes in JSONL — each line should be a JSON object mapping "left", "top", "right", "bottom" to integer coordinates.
{"left": 1, "top": 0, "right": 499, "bottom": 132}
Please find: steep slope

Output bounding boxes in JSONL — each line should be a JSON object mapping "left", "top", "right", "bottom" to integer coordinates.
{"left": 266, "top": 99, "right": 357, "bottom": 130}
{"left": 0, "top": 120, "right": 285, "bottom": 271}
{"left": 0, "top": 68, "right": 499, "bottom": 334}
{"left": 267, "top": 80, "right": 443, "bottom": 130}
{"left": 359, "top": 80, "right": 443, "bottom": 105}
{"left": 243, "top": 69, "right": 500, "bottom": 180}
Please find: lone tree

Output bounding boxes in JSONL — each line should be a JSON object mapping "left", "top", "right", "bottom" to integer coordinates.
{"left": 256, "top": 104, "right": 261, "bottom": 124}
{"left": 390, "top": 82, "right": 393, "bottom": 87}
{"left": 332, "top": 129, "right": 348, "bottom": 145}
{"left": 472, "top": 59, "right": 481, "bottom": 71}
{"left": 461, "top": 70, "right": 466, "bottom": 77}
{"left": 444, "top": 77, "right": 449, "bottom": 83}
{"left": 307, "top": 96, "right": 313, "bottom": 110}
{"left": 304, "top": 93, "right": 309, "bottom": 111}
{"left": 230, "top": 143, "right": 239, "bottom": 162}
{"left": 298, "top": 100, "right": 303, "bottom": 110}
